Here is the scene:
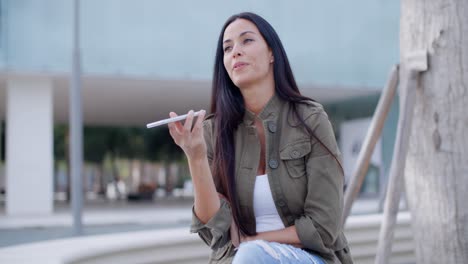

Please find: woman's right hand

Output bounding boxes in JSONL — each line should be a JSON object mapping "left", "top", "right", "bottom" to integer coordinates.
{"left": 168, "top": 110, "right": 207, "bottom": 161}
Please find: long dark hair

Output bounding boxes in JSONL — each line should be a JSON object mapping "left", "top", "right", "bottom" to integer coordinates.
{"left": 210, "top": 12, "right": 342, "bottom": 236}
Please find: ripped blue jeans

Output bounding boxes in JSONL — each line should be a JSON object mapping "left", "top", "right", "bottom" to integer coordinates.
{"left": 232, "top": 240, "right": 326, "bottom": 264}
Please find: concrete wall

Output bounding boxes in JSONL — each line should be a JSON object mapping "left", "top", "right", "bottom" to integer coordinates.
{"left": 1, "top": 0, "right": 399, "bottom": 88}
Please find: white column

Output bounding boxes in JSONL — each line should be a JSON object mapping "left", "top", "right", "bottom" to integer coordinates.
{"left": 6, "top": 76, "right": 54, "bottom": 216}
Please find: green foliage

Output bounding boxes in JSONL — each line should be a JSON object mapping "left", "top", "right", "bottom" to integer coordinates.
{"left": 54, "top": 124, "right": 68, "bottom": 160}
{"left": 84, "top": 127, "right": 113, "bottom": 163}
{"left": 143, "top": 126, "right": 184, "bottom": 162}
{"left": 53, "top": 124, "right": 184, "bottom": 163}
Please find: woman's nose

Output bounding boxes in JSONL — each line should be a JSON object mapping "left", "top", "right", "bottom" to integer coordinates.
{"left": 232, "top": 44, "right": 243, "bottom": 58}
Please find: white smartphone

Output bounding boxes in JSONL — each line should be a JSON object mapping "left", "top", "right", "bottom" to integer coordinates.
{"left": 146, "top": 111, "right": 202, "bottom": 129}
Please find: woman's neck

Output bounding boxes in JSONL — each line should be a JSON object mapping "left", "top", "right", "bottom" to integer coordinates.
{"left": 241, "top": 80, "right": 275, "bottom": 115}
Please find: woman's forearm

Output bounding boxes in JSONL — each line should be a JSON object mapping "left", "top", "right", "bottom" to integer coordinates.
{"left": 246, "top": 225, "right": 303, "bottom": 247}
{"left": 166, "top": 110, "right": 220, "bottom": 224}
{"left": 189, "top": 156, "right": 221, "bottom": 224}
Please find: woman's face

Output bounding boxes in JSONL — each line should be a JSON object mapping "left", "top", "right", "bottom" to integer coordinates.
{"left": 222, "top": 19, "right": 274, "bottom": 89}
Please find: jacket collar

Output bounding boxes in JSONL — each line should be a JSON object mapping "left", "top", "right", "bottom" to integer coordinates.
{"left": 243, "top": 93, "right": 283, "bottom": 125}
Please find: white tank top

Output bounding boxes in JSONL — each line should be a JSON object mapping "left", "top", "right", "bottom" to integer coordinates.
{"left": 253, "top": 174, "right": 285, "bottom": 232}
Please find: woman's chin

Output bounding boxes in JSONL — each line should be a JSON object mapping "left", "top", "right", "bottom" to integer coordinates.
{"left": 232, "top": 78, "right": 254, "bottom": 90}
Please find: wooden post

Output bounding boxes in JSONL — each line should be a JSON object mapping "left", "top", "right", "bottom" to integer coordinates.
{"left": 375, "top": 51, "right": 427, "bottom": 264}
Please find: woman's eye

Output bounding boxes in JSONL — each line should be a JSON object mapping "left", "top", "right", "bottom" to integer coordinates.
{"left": 224, "top": 46, "right": 232, "bottom": 52}
{"left": 243, "top": 38, "right": 253, "bottom": 44}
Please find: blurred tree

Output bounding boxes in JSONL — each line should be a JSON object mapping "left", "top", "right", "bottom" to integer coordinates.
{"left": 144, "top": 126, "right": 184, "bottom": 196}
{"left": 53, "top": 123, "right": 184, "bottom": 199}
{"left": 84, "top": 126, "right": 138, "bottom": 198}
{"left": 401, "top": 0, "right": 468, "bottom": 263}
{"left": 1, "top": 121, "right": 5, "bottom": 161}
{"left": 83, "top": 127, "right": 111, "bottom": 196}
{"left": 54, "top": 125, "right": 67, "bottom": 161}
{"left": 144, "top": 126, "right": 183, "bottom": 162}
{"left": 53, "top": 125, "right": 70, "bottom": 199}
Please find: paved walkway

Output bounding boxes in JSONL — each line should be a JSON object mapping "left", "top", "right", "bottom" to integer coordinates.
{"left": 0, "top": 199, "right": 194, "bottom": 229}
{"left": 0, "top": 198, "right": 194, "bottom": 247}
{"left": 0, "top": 197, "right": 397, "bottom": 248}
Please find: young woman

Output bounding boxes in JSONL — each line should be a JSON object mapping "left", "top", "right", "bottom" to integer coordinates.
{"left": 168, "top": 12, "right": 353, "bottom": 264}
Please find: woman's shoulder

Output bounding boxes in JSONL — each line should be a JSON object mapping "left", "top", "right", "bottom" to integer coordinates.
{"left": 294, "top": 99, "right": 329, "bottom": 122}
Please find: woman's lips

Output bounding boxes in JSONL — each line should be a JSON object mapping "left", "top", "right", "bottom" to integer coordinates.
{"left": 233, "top": 62, "right": 248, "bottom": 70}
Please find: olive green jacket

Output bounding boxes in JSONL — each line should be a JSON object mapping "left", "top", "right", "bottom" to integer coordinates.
{"left": 190, "top": 94, "right": 353, "bottom": 264}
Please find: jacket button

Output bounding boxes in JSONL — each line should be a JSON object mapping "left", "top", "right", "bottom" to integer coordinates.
{"left": 268, "top": 122, "right": 277, "bottom": 133}
{"left": 268, "top": 159, "right": 279, "bottom": 169}
{"left": 290, "top": 150, "right": 300, "bottom": 159}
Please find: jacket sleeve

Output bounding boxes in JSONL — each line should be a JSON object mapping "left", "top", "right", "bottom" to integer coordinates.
{"left": 189, "top": 118, "right": 232, "bottom": 250}
{"left": 294, "top": 110, "right": 345, "bottom": 254}
{"left": 190, "top": 197, "right": 233, "bottom": 249}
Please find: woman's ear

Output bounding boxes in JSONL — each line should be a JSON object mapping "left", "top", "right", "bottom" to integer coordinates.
{"left": 269, "top": 48, "right": 274, "bottom": 63}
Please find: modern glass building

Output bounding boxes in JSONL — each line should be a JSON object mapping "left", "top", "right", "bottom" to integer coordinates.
{"left": 0, "top": 0, "right": 400, "bottom": 216}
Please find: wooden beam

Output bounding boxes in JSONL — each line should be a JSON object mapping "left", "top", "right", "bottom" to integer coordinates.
{"left": 342, "top": 65, "right": 399, "bottom": 226}
{"left": 375, "top": 51, "right": 427, "bottom": 264}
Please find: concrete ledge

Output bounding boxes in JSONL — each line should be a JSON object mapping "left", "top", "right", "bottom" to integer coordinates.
{"left": 0, "top": 229, "right": 209, "bottom": 264}
{"left": 0, "top": 207, "right": 192, "bottom": 229}
{"left": 0, "top": 212, "right": 414, "bottom": 264}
